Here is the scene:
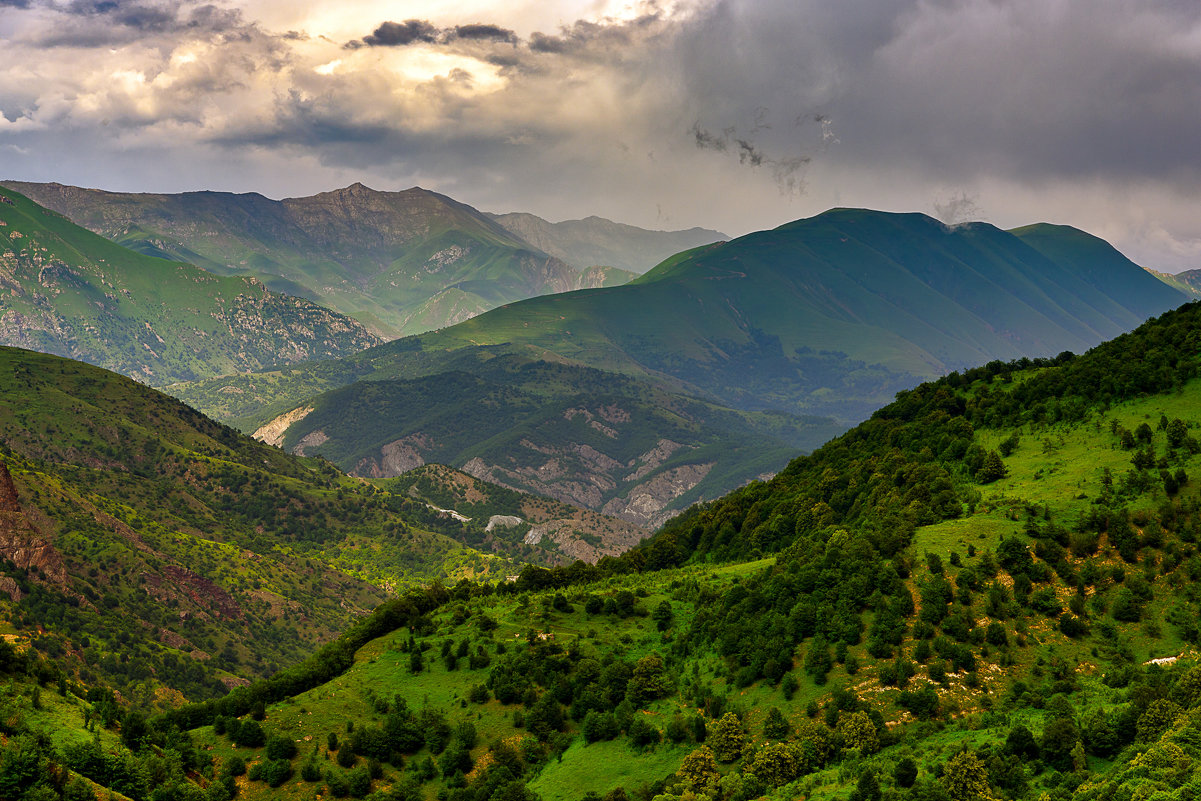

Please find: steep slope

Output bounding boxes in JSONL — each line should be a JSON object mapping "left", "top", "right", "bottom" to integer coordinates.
{"left": 0, "top": 345, "right": 529, "bottom": 704}
{"left": 48, "top": 300, "right": 1201, "bottom": 801}
{"left": 487, "top": 210, "right": 725, "bottom": 274}
{"left": 1148, "top": 267, "right": 1201, "bottom": 299}
{"left": 2, "top": 181, "right": 591, "bottom": 337}
{"left": 180, "top": 208, "right": 1185, "bottom": 426}
{"left": 384, "top": 463, "right": 650, "bottom": 563}
{"left": 167, "top": 210, "right": 1182, "bottom": 527}
{"left": 257, "top": 353, "right": 842, "bottom": 528}
{"left": 0, "top": 187, "right": 382, "bottom": 384}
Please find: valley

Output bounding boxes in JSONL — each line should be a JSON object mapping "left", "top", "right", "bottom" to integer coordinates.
{"left": 5, "top": 301, "right": 1201, "bottom": 801}
{"left": 1, "top": 164, "right": 1199, "bottom": 801}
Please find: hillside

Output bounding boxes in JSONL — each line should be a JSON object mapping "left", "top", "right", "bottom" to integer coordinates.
{"left": 0, "top": 186, "right": 382, "bottom": 384}
{"left": 248, "top": 354, "right": 842, "bottom": 528}
{"left": 0, "top": 346, "right": 545, "bottom": 705}
{"left": 1148, "top": 268, "right": 1201, "bottom": 299}
{"left": 487, "top": 210, "right": 725, "bottom": 275}
{"left": 383, "top": 464, "right": 650, "bottom": 564}
{"left": 399, "top": 209, "right": 1183, "bottom": 422}
{"left": 1, "top": 181, "right": 689, "bottom": 337}
{"left": 185, "top": 208, "right": 1182, "bottom": 426}
{"left": 12, "top": 301, "right": 1201, "bottom": 801}
{"left": 166, "top": 209, "right": 1184, "bottom": 531}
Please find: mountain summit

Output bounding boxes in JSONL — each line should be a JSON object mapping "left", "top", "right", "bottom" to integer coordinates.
{"left": 1, "top": 181, "right": 720, "bottom": 337}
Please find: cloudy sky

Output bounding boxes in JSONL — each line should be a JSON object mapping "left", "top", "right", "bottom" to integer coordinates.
{"left": 2, "top": 0, "right": 1200, "bottom": 270}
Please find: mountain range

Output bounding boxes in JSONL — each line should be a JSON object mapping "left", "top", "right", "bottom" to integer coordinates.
{"left": 2, "top": 181, "right": 723, "bottom": 337}
{"left": 0, "top": 186, "right": 381, "bottom": 384}
{"left": 168, "top": 209, "right": 1184, "bottom": 529}
{"left": 6, "top": 295, "right": 1201, "bottom": 801}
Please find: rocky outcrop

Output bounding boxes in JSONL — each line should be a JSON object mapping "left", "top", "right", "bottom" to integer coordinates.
{"left": 292, "top": 429, "right": 329, "bottom": 456}
{"left": 0, "top": 463, "right": 70, "bottom": 589}
{"left": 142, "top": 565, "right": 243, "bottom": 620}
{"left": 353, "top": 434, "right": 433, "bottom": 477}
{"left": 602, "top": 462, "right": 716, "bottom": 529}
{"left": 253, "top": 406, "right": 314, "bottom": 447}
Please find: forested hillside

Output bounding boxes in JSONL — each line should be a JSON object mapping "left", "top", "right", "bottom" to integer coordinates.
{"left": 6, "top": 304, "right": 1201, "bottom": 800}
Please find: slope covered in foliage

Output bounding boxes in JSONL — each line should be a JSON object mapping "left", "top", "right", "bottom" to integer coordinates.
{"left": 0, "top": 186, "right": 382, "bottom": 384}
{"left": 0, "top": 346, "right": 525, "bottom": 707}
{"left": 8, "top": 302, "right": 1200, "bottom": 801}
{"left": 1, "top": 181, "right": 686, "bottom": 338}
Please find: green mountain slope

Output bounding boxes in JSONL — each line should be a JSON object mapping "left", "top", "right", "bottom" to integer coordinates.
{"left": 0, "top": 345, "right": 537, "bottom": 705}
{"left": 167, "top": 209, "right": 1184, "bottom": 531}
{"left": 0, "top": 187, "right": 382, "bottom": 384}
{"left": 1148, "top": 267, "right": 1201, "bottom": 299}
{"left": 398, "top": 209, "right": 1182, "bottom": 421}
{"left": 210, "top": 208, "right": 1181, "bottom": 428}
{"left": 0, "top": 181, "right": 621, "bottom": 337}
{"left": 486, "top": 210, "right": 725, "bottom": 274}
{"left": 28, "top": 300, "right": 1201, "bottom": 801}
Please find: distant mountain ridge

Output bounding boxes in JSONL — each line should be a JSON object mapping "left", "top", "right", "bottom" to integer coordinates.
{"left": 171, "top": 208, "right": 1183, "bottom": 528}
{"left": 1148, "top": 267, "right": 1201, "bottom": 299}
{"left": 0, "top": 186, "right": 382, "bottom": 384}
{"left": 486, "top": 210, "right": 725, "bottom": 275}
{"left": 341, "top": 209, "right": 1186, "bottom": 422}
{"left": 1, "top": 180, "right": 718, "bottom": 337}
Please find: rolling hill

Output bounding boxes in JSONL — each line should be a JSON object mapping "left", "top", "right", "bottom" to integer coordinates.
{"left": 11, "top": 301, "right": 1201, "bottom": 801}
{"left": 0, "top": 345, "right": 642, "bottom": 706}
{"left": 169, "top": 209, "right": 1184, "bottom": 529}
{"left": 2, "top": 181, "right": 717, "bottom": 337}
{"left": 0, "top": 186, "right": 382, "bottom": 384}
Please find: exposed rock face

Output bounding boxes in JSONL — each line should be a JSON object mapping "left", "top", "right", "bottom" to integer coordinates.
{"left": 486, "top": 515, "right": 523, "bottom": 532}
{"left": 461, "top": 431, "right": 714, "bottom": 529}
{"left": 142, "top": 565, "right": 244, "bottom": 620}
{"left": 602, "top": 463, "right": 715, "bottom": 529}
{"left": 353, "top": 434, "right": 432, "bottom": 477}
{"left": 292, "top": 429, "right": 329, "bottom": 456}
{"left": 253, "top": 406, "right": 314, "bottom": 447}
{"left": 0, "top": 463, "right": 70, "bottom": 588}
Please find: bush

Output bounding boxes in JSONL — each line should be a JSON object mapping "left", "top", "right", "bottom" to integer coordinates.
{"left": 266, "top": 735, "right": 298, "bottom": 761}
{"left": 628, "top": 717, "right": 661, "bottom": 748}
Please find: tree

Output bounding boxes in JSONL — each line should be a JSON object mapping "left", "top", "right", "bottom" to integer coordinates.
{"left": 749, "top": 741, "right": 801, "bottom": 787}
{"left": 627, "top": 653, "right": 670, "bottom": 707}
{"left": 894, "top": 757, "right": 918, "bottom": 788}
{"left": 677, "top": 746, "right": 719, "bottom": 793}
{"left": 710, "top": 713, "right": 745, "bottom": 762}
{"left": 763, "top": 707, "right": 790, "bottom": 741}
{"left": 120, "top": 711, "right": 147, "bottom": 751}
{"left": 1137, "top": 699, "right": 1183, "bottom": 742}
{"left": 653, "top": 601, "right": 674, "bottom": 631}
{"left": 977, "top": 451, "right": 1007, "bottom": 483}
{"left": 804, "top": 636, "right": 833, "bottom": 685}
{"left": 941, "top": 750, "right": 992, "bottom": 801}
{"left": 628, "top": 717, "right": 661, "bottom": 749}
{"left": 838, "top": 711, "right": 879, "bottom": 754}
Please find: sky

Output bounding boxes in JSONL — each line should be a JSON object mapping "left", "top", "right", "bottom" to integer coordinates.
{"left": 2, "top": 0, "right": 1200, "bottom": 271}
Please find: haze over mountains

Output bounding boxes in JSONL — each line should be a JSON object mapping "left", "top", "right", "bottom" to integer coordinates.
{"left": 2, "top": 181, "right": 724, "bottom": 338}
{"left": 0, "top": 186, "right": 382, "bottom": 384}
{"left": 164, "top": 207, "right": 1184, "bottom": 530}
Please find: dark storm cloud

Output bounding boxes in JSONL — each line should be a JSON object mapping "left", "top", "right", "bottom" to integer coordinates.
{"left": 348, "top": 19, "right": 517, "bottom": 49}
{"left": 451, "top": 24, "right": 517, "bottom": 44}
{"left": 357, "top": 19, "right": 439, "bottom": 47}
{"left": 670, "top": 0, "right": 1201, "bottom": 186}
